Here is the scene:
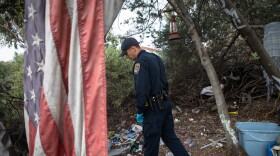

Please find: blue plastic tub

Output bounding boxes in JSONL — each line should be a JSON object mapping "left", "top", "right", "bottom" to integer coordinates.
{"left": 235, "top": 122, "right": 280, "bottom": 156}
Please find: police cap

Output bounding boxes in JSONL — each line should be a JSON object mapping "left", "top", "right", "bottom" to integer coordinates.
{"left": 120, "top": 37, "right": 139, "bottom": 57}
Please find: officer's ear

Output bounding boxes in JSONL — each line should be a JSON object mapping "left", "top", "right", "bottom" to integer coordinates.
{"left": 130, "top": 46, "right": 137, "bottom": 53}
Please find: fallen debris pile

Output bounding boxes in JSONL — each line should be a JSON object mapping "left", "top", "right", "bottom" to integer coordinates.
{"left": 108, "top": 124, "right": 144, "bottom": 156}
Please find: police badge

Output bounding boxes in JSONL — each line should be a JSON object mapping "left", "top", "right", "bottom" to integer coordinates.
{"left": 134, "top": 63, "right": 140, "bottom": 74}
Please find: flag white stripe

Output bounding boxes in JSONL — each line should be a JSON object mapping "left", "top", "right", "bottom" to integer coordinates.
{"left": 67, "top": 0, "right": 86, "bottom": 155}
{"left": 23, "top": 108, "right": 30, "bottom": 149}
{"left": 34, "top": 125, "right": 46, "bottom": 155}
{"left": 44, "top": 0, "right": 67, "bottom": 134}
{"left": 65, "top": 0, "right": 74, "bottom": 21}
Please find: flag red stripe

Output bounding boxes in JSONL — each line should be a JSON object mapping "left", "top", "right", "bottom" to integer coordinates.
{"left": 63, "top": 103, "right": 76, "bottom": 155}
{"left": 48, "top": 0, "right": 76, "bottom": 155}
{"left": 28, "top": 120, "right": 36, "bottom": 156}
{"left": 49, "top": 0, "right": 71, "bottom": 93}
{"left": 39, "top": 89, "right": 65, "bottom": 155}
{"left": 77, "top": 0, "right": 108, "bottom": 155}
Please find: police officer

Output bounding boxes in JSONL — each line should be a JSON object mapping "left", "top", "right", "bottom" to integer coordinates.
{"left": 120, "top": 37, "right": 190, "bottom": 156}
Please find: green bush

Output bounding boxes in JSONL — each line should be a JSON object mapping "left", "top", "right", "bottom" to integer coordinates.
{"left": 105, "top": 45, "right": 134, "bottom": 108}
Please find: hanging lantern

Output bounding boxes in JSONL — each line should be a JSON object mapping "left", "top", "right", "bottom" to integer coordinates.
{"left": 169, "top": 15, "right": 180, "bottom": 40}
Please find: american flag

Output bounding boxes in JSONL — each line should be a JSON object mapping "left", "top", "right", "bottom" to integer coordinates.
{"left": 23, "top": 0, "right": 108, "bottom": 155}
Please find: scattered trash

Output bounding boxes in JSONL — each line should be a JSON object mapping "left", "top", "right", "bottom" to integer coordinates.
{"left": 214, "top": 142, "right": 223, "bottom": 148}
{"left": 108, "top": 141, "right": 112, "bottom": 150}
{"left": 166, "top": 151, "right": 174, "bottom": 156}
{"left": 167, "top": 151, "right": 191, "bottom": 156}
{"left": 199, "top": 137, "right": 226, "bottom": 150}
{"left": 108, "top": 124, "right": 143, "bottom": 155}
{"left": 172, "top": 109, "right": 178, "bottom": 115}
{"left": 121, "top": 120, "right": 126, "bottom": 127}
{"left": 174, "top": 118, "right": 180, "bottom": 123}
{"left": 188, "top": 118, "right": 194, "bottom": 121}
{"left": 160, "top": 138, "right": 165, "bottom": 146}
{"left": 138, "top": 144, "right": 143, "bottom": 151}
{"left": 108, "top": 131, "right": 115, "bottom": 138}
{"left": 202, "top": 127, "right": 218, "bottom": 135}
{"left": 130, "top": 140, "right": 143, "bottom": 153}
{"left": 109, "top": 122, "right": 185, "bottom": 155}
{"left": 130, "top": 132, "right": 143, "bottom": 153}
{"left": 192, "top": 120, "right": 198, "bottom": 124}
{"left": 176, "top": 106, "right": 182, "bottom": 113}
{"left": 228, "top": 111, "right": 238, "bottom": 115}
{"left": 200, "top": 119, "right": 205, "bottom": 123}
{"left": 228, "top": 101, "right": 239, "bottom": 115}
{"left": 185, "top": 138, "right": 195, "bottom": 147}
{"left": 189, "top": 141, "right": 195, "bottom": 147}
{"left": 178, "top": 131, "right": 187, "bottom": 137}
{"left": 131, "top": 124, "right": 142, "bottom": 133}
{"left": 200, "top": 84, "right": 225, "bottom": 96}
{"left": 108, "top": 145, "right": 130, "bottom": 156}
{"left": 192, "top": 108, "right": 200, "bottom": 114}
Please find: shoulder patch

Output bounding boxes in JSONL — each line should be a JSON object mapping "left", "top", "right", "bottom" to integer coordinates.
{"left": 134, "top": 63, "right": 140, "bottom": 74}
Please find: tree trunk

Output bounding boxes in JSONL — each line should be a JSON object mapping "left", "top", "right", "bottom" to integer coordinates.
{"left": 167, "top": 0, "right": 247, "bottom": 155}
{"left": 216, "top": 0, "right": 280, "bottom": 79}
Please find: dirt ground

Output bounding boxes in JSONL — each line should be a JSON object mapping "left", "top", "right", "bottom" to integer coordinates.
{"left": 107, "top": 97, "right": 280, "bottom": 156}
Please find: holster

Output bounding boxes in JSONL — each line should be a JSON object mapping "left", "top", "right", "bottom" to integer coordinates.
{"left": 157, "top": 94, "right": 165, "bottom": 110}
{"left": 147, "top": 98, "right": 154, "bottom": 111}
{"left": 147, "top": 91, "right": 168, "bottom": 111}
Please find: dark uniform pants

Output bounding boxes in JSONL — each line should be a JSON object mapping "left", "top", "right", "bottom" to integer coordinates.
{"left": 143, "top": 100, "right": 190, "bottom": 156}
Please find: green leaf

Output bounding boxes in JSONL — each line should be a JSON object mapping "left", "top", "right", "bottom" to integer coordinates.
{"left": 251, "top": 52, "right": 260, "bottom": 60}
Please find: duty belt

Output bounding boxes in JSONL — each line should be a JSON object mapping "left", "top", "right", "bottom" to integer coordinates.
{"left": 147, "top": 91, "right": 168, "bottom": 111}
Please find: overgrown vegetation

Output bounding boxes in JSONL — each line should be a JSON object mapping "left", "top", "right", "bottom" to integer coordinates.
{"left": 0, "top": 0, "right": 24, "bottom": 48}
{"left": 105, "top": 44, "right": 134, "bottom": 108}
{"left": 0, "top": 53, "right": 27, "bottom": 154}
{"left": 0, "top": 0, "right": 280, "bottom": 154}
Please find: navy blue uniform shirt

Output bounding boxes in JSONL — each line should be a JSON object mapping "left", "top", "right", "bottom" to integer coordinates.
{"left": 133, "top": 50, "right": 168, "bottom": 114}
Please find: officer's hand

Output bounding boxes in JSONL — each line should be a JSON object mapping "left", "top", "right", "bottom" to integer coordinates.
{"left": 136, "top": 113, "right": 144, "bottom": 123}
